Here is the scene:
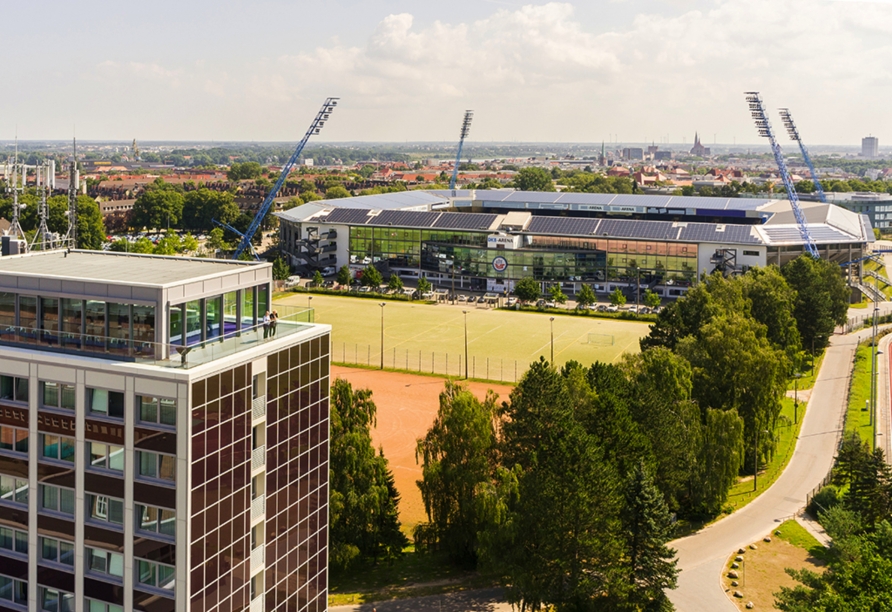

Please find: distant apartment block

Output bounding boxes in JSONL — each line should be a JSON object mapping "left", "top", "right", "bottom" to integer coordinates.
{"left": 622, "top": 148, "right": 644, "bottom": 161}
{"left": 0, "top": 250, "right": 330, "bottom": 612}
{"left": 862, "top": 136, "right": 879, "bottom": 158}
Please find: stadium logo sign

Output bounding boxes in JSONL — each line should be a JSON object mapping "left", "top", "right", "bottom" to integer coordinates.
{"left": 492, "top": 256, "right": 508, "bottom": 272}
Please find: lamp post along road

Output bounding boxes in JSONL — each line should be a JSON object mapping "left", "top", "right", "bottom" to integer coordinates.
{"left": 463, "top": 310, "right": 469, "bottom": 379}
{"left": 550, "top": 317, "right": 555, "bottom": 364}
{"left": 379, "top": 303, "right": 385, "bottom": 370}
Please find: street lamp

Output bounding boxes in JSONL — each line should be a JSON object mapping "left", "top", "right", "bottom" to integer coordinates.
{"left": 379, "top": 303, "right": 386, "bottom": 370}
{"left": 793, "top": 372, "right": 802, "bottom": 424}
{"left": 308, "top": 295, "right": 313, "bottom": 310}
{"left": 462, "top": 310, "right": 469, "bottom": 379}
{"left": 753, "top": 428, "right": 769, "bottom": 492}
{"left": 874, "top": 349, "right": 884, "bottom": 450}
{"left": 550, "top": 317, "right": 555, "bottom": 364}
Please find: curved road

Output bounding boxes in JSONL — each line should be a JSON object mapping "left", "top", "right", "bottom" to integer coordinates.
{"left": 669, "top": 326, "right": 874, "bottom": 611}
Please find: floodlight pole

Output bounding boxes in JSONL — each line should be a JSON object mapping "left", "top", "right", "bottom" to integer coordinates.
{"left": 463, "top": 310, "right": 469, "bottom": 379}
{"left": 379, "top": 303, "right": 386, "bottom": 370}
{"left": 550, "top": 317, "right": 555, "bottom": 364}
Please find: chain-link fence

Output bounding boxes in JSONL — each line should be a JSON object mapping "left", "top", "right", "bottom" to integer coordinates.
{"left": 333, "top": 342, "right": 527, "bottom": 383}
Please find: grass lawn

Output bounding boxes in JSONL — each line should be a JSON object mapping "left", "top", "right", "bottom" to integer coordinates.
{"left": 328, "top": 549, "right": 491, "bottom": 607}
{"left": 846, "top": 341, "right": 878, "bottom": 443}
{"left": 276, "top": 293, "right": 650, "bottom": 381}
{"left": 863, "top": 259, "right": 892, "bottom": 299}
{"left": 774, "top": 519, "right": 825, "bottom": 555}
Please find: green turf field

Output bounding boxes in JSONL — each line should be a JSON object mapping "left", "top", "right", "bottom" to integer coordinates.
{"left": 275, "top": 293, "right": 650, "bottom": 382}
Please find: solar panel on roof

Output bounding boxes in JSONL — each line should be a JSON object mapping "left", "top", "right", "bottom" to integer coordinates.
{"left": 322, "top": 208, "right": 373, "bottom": 224}
{"left": 526, "top": 217, "right": 600, "bottom": 236}
{"left": 503, "top": 191, "right": 563, "bottom": 204}
{"left": 432, "top": 213, "right": 499, "bottom": 230}
{"left": 372, "top": 210, "right": 442, "bottom": 228}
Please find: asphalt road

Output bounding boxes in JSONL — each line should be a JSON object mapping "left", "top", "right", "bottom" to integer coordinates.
{"left": 668, "top": 327, "right": 872, "bottom": 611}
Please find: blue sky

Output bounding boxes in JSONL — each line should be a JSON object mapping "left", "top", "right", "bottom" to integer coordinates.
{"left": 3, "top": 0, "right": 891, "bottom": 144}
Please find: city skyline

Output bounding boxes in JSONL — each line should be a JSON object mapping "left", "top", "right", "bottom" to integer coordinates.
{"left": 2, "top": 0, "right": 891, "bottom": 144}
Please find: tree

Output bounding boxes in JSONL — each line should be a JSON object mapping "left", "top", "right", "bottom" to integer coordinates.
{"left": 362, "top": 265, "right": 382, "bottom": 288}
{"left": 226, "top": 161, "right": 263, "bottom": 181}
{"left": 206, "top": 227, "right": 230, "bottom": 251}
{"left": 620, "top": 462, "right": 679, "bottom": 610}
{"left": 387, "top": 274, "right": 404, "bottom": 293}
{"left": 741, "top": 266, "right": 801, "bottom": 355}
{"left": 549, "top": 284, "right": 568, "bottom": 306}
{"left": 415, "top": 381, "right": 499, "bottom": 566}
{"left": 643, "top": 289, "right": 661, "bottom": 310}
{"left": 513, "top": 277, "right": 541, "bottom": 303}
{"left": 180, "top": 233, "right": 199, "bottom": 253}
{"left": 329, "top": 379, "right": 407, "bottom": 569}
{"left": 417, "top": 276, "right": 432, "bottom": 295}
{"left": 131, "top": 188, "right": 184, "bottom": 231}
{"left": 782, "top": 255, "right": 850, "bottom": 352}
{"left": 152, "top": 234, "right": 181, "bottom": 255}
{"left": 513, "top": 167, "right": 555, "bottom": 192}
{"left": 74, "top": 196, "right": 106, "bottom": 250}
{"left": 272, "top": 256, "right": 290, "bottom": 281}
{"left": 693, "top": 408, "right": 745, "bottom": 515}
{"left": 337, "top": 265, "right": 352, "bottom": 286}
{"left": 182, "top": 189, "right": 239, "bottom": 231}
{"left": 610, "top": 288, "right": 627, "bottom": 307}
{"left": 576, "top": 284, "right": 597, "bottom": 309}
{"left": 325, "top": 185, "right": 352, "bottom": 200}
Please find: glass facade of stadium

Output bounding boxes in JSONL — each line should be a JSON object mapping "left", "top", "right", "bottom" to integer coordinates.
{"left": 348, "top": 227, "right": 699, "bottom": 287}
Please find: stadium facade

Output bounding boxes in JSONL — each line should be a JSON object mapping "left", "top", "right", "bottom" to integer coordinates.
{"left": 277, "top": 190, "right": 873, "bottom": 298}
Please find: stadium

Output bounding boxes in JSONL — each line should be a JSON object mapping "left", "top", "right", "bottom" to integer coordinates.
{"left": 276, "top": 189, "right": 873, "bottom": 299}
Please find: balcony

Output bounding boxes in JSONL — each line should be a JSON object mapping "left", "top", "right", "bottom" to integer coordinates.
{"left": 251, "top": 445, "right": 266, "bottom": 471}
{"left": 252, "top": 395, "right": 266, "bottom": 420}
{"left": 251, "top": 495, "right": 266, "bottom": 522}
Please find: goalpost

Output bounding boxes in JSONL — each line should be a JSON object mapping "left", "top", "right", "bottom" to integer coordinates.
{"left": 586, "top": 333, "right": 615, "bottom": 346}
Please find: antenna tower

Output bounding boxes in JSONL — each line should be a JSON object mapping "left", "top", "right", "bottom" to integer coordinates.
{"left": 30, "top": 163, "right": 55, "bottom": 251}
{"left": 64, "top": 138, "right": 79, "bottom": 248}
{"left": 449, "top": 110, "right": 474, "bottom": 191}
{"left": 778, "top": 108, "right": 827, "bottom": 203}
{"left": 744, "top": 92, "right": 819, "bottom": 258}
{"left": 5, "top": 138, "right": 26, "bottom": 241}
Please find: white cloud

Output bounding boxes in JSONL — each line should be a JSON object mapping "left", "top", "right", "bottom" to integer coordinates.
{"left": 76, "top": 1, "right": 892, "bottom": 143}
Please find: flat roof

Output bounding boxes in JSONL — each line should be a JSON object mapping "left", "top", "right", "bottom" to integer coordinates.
{"left": 0, "top": 250, "right": 265, "bottom": 287}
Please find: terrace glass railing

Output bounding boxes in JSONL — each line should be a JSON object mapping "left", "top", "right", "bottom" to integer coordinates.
{"left": 0, "top": 307, "right": 314, "bottom": 370}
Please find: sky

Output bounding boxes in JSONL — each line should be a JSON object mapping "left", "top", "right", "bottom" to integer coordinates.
{"left": 2, "top": 0, "right": 891, "bottom": 145}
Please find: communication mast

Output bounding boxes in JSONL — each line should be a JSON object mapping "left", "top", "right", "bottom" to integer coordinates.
{"left": 4, "top": 139, "right": 26, "bottom": 241}
{"left": 30, "top": 162, "right": 56, "bottom": 251}
{"left": 449, "top": 110, "right": 474, "bottom": 191}
{"left": 744, "top": 92, "right": 819, "bottom": 258}
{"left": 63, "top": 138, "right": 79, "bottom": 249}
{"left": 778, "top": 109, "right": 826, "bottom": 203}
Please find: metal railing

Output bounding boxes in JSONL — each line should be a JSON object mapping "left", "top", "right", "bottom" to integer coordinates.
{"left": 251, "top": 495, "right": 266, "bottom": 522}
{"left": 252, "top": 395, "right": 266, "bottom": 420}
{"left": 251, "top": 445, "right": 266, "bottom": 471}
{"left": 250, "top": 544, "right": 265, "bottom": 570}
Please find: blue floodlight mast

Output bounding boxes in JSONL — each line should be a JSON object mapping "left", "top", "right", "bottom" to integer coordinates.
{"left": 744, "top": 92, "right": 819, "bottom": 258}
{"left": 222, "top": 97, "right": 339, "bottom": 260}
{"left": 449, "top": 110, "right": 474, "bottom": 191}
{"left": 779, "top": 108, "right": 827, "bottom": 203}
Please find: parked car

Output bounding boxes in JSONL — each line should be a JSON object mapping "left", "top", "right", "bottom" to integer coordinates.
{"left": 468, "top": 295, "right": 478, "bottom": 303}
{"left": 458, "top": 294, "right": 468, "bottom": 302}
{"left": 606, "top": 304, "right": 619, "bottom": 312}
{"left": 322, "top": 266, "right": 336, "bottom": 277}
{"left": 284, "top": 276, "right": 301, "bottom": 288}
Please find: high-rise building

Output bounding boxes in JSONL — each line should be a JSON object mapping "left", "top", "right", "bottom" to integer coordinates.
{"left": 862, "top": 136, "right": 879, "bottom": 158}
{"left": 0, "top": 250, "right": 330, "bottom": 612}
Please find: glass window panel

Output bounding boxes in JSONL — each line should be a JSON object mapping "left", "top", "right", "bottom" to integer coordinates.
{"left": 88, "top": 389, "right": 109, "bottom": 415}
{"left": 0, "top": 427, "right": 13, "bottom": 451}
{"left": 85, "top": 300, "right": 106, "bottom": 337}
{"left": 59, "top": 488, "right": 74, "bottom": 515}
{"left": 0, "top": 376, "right": 12, "bottom": 400}
{"left": 0, "top": 527, "right": 10, "bottom": 550}
{"left": 0, "top": 292, "right": 15, "bottom": 326}
{"left": 109, "top": 552, "right": 123, "bottom": 577}
{"left": 61, "top": 298, "right": 82, "bottom": 335}
{"left": 160, "top": 508, "right": 176, "bottom": 537}
{"left": 138, "top": 505, "right": 157, "bottom": 531}
{"left": 41, "top": 537, "right": 58, "bottom": 562}
{"left": 14, "top": 531, "right": 27, "bottom": 554}
{"left": 42, "top": 484, "right": 58, "bottom": 510}
{"left": 59, "top": 541, "right": 74, "bottom": 566}
{"left": 185, "top": 300, "right": 201, "bottom": 346}
{"left": 159, "top": 455, "right": 175, "bottom": 482}
{"left": 140, "top": 396, "right": 158, "bottom": 423}
{"left": 138, "top": 560, "right": 155, "bottom": 586}
{"left": 14, "top": 478, "right": 27, "bottom": 504}
{"left": 60, "top": 437, "right": 75, "bottom": 462}
{"left": 224, "top": 291, "right": 238, "bottom": 337}
{"left": 89, "top": 442, "right": 107, "bottom": 468}
{"left": 157, "top": 564, "right": 175, "bottom": 590}
{"left": 16, "top": 430, "right": 29, "bottom": 454}
{"left": 42, "top": 434, "right": 59, "bottom": 459}
{"left": 169, "top": 304, "right": 183, "bottom": 346}
{"left": 14, "top": 377, "right": 27, "bottom": 403}
{"left": 89, "top": 549, "right": 107, "bottom": 574}
{"left": 60, "top": 384, "right": 75, "bottom": 410}
{"left": 43, "top": 382, "right": 59, "bottom": 408}
{"left": 206, "top": 295, "right": 222, "bottom": 341}
{"left": 160, "top": 399, "right": 176, "bottom": 426}
{"left": 40, "top": 297, "right": 59, "bottom": 338}
{"left": 132, "top": 304, "right": 155, "bottom": 344}
{"left": 108, "top": 498, "right": 123, "bottom": 525}
{"left": 108, "top": 445, "right": 124, "bottom": 472}
{"left": 139, "top": 452, "right": 157, "bottom": 478}
{"left": 108, "top": 302, "right": 130, "bottom": 341}
{"left": 241, "top": 288, "right": 255, "bottom": 329}
{"left": 19, "top": 295, "right": 37, "bottom": 342}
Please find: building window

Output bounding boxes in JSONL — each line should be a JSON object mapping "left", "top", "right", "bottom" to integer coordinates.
{"left": 0, "top": 474, "right": 28, "bottom": 506}
{"left": 40, "top": 485, "right": 74, "bottom": 517}
{"left": 86, "top": 494, "right": 124, "bottom": 526}
{"left": 136, "top": 504, "right": 176, "bottom": 538}
{"left": 742, "top": 250, "right": 759, "bottom": 257}
{"left": 87, "top": 389, "right": 124, "bottom": 419}
{"left": 39, "top": 536, "right": 75, "bottom": 567}
{"left": 41, "top": 434, "right": 75, "bottom": 464}
{"left": 137, "top": 451, "right": 175, "bottom": 484}
{"left": 87, "top": 442, "right": 124, "bottom": 473}
{"left": 86, "top": 547, "right": 124, "bottom": 581}
{"left": 138, "top": 396, "right": 176, "bottom": 427}
{"left": 136, "top": 559, "right": 175, "bottom": 592}
{"left": 0, "top": 425, "right": 28, "bottom": 455}
{"left": 0, "top": 527, "right": 28, "bottom": 555}
{"left": 0, "top": 575, "right": 28, "bottom": 607}
{"left": 85, "top": 600, "right": 124, "bottom": 612}
{"left": 41, "top": 381, "right": 76, "bottom": 411}
{"left": 0, "top": 375, "right": 28, "bottom": 402}
{"left": 39, "top": 586, "right": 75, "bottom": 612}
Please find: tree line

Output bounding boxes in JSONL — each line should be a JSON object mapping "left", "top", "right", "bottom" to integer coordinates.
{"left": 0, "top": 189, "right": 106, "bottom": 250}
